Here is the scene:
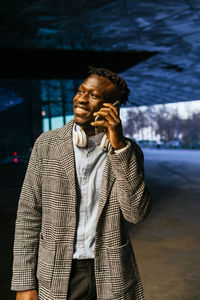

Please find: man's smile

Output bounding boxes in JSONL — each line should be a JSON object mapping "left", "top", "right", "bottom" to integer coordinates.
{"left": 74, "top": 106, "right": 89, "bottom": 115}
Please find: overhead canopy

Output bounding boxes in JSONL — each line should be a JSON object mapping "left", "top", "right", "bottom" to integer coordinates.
{"left": 0, "top": 0, "right": 200, "bottom": 106}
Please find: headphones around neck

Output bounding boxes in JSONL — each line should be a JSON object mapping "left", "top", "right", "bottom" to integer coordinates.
{"left": 73, "top": 127, "right": 110, "bottom": 151}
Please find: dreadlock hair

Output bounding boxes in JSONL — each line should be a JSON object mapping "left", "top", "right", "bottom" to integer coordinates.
{"left": 88, "top": 66, "right": 130, "bottom": 106}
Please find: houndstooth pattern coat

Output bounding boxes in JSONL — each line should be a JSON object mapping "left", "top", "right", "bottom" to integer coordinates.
{"left": 11, "top": 120, "right": 151, "bottom": 300}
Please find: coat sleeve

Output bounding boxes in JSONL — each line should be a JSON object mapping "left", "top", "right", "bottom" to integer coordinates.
{"left": 107, "top": 139, "right": 152, "bottom": 224}
{"left": 11, "top": 137, "right": 42, "bottom": 291}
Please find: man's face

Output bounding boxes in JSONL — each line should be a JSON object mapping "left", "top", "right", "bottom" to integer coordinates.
{"left": 73, "top": 74, "right": 119, "bottom": 127}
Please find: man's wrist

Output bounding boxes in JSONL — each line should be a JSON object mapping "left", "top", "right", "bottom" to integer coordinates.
{"left": 112, "top": 138, "right": 127, "bottom": 150}
{"left": 113, "top": 142, "right": 126, "bottom": 150}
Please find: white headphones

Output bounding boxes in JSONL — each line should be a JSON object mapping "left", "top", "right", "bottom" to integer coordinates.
{"left": 73, "top": 127, "right": 110, "bottom": 151}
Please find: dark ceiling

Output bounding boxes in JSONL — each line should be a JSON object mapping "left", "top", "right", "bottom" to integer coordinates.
{"left": 0, "top": 0, "right": 200, "bottom": 107}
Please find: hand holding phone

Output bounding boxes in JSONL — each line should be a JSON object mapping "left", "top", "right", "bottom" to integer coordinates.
{"left": 91, "top": 100, "right": 126, "bottom": 150}
{"left": 94, "top": 101, "right": 120, "bottom": 134}
{"left": 94, "top": 101, "right": 120, "bottom": 121}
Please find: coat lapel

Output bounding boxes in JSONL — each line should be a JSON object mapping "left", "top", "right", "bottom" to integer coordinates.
{"left": 96, "top": 152, "right": 116, "bottom": 228}
{"left": 56, "top": 120, "right": 77, "bottom": 206}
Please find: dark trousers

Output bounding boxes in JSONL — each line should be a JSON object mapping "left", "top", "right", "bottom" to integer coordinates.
{"left": 67, "top": 259, "right": 97, "bottom": 300}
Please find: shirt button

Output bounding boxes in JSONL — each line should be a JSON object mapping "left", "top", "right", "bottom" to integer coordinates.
{"left": 79, "top": 245, "right": 83, "bottom": 248}
{"left": 87, "top": 153, "right": 91, "bottom": 157}
{"left": 83, "top": 175, "right": 87, "bottom": 180}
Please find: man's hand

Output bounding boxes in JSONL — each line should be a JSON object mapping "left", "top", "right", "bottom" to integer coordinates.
{"left": 91, "top": 102, "right": 126, "bottom": 150}
{"left": 16, "top": 290, "right": 38, "bottom": 300}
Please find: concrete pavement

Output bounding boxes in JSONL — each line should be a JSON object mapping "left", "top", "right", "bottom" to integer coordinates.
{"left": 129, "top": 149, "right": 200, "bottom": 300}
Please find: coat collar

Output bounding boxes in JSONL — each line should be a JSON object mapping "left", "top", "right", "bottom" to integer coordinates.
{"left": 55, "top": 120, "right": 77, "bottom": 215}
{"left": 56, "top": 119, "right": 74, "bottom": 141}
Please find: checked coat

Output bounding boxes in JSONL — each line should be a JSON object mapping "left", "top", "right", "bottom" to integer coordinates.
{"left": 11, "top": 120, "right": 151, "bottom": 300}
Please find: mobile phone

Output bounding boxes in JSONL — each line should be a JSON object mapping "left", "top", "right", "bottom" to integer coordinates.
{"left": 112, "top": 100, "right": 120, "bottom": 110}
{"left": 94, "top": 100, "right": 120, "bottom": 134}
{"left": 95, "top": 100, "right": 120, "bottom": 121}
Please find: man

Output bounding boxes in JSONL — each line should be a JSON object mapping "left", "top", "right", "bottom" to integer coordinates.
{"left": 11, "top": 67, "right": 151, "bottom": 300}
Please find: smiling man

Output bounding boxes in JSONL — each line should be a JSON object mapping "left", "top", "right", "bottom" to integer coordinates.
{"left": 11, "top": 67, "right": 151, "bottom": 300}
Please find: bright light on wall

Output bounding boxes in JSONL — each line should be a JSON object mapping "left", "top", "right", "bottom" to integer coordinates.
{"left": 42, "top": 115, "right": 74, "bottom": 132}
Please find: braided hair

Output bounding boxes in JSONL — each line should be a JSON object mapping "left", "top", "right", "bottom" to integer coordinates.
{"left": 88, "top": 66, "right": 130, "bottom": 106}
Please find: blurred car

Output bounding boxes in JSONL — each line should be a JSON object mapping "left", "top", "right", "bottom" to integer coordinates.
{"left": 164, "top": 140, "right": 181, "bottom": 148}
{"left": 138, "top": 140, "right": 162, "bottom": 148}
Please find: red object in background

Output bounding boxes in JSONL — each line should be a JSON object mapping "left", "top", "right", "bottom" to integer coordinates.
{"left": 14, "top": 158, "right": 18, "bottom": 163}
{"left": 13, "top": 152, "right": 17, "bottom": 156}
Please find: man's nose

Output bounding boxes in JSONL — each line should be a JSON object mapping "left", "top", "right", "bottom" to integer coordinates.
{"left": 77, "top": 92, "right": 89, "bottom": 103}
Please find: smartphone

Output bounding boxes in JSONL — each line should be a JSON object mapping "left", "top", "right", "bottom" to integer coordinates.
{"left": 112, "top": 100, "right": 120, "bottom": 110}
{"left": 94, "top": 100, "right": 120, "bottom": 134}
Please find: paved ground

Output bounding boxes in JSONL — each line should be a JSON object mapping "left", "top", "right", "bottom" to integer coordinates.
{"left": 1, "top": 149, "right": 200, "bottom": 300}
{"left": 129, "top": 149, "right": 200, "bottom": 300}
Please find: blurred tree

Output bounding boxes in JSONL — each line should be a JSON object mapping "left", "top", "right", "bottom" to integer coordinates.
{"left": 135, "top": 109, "right": 148, "bottom": 140}
{"left": 123, "top": 105, "right": 200, "bottom": 149}
{"left": 123, "top": 108, "right": 148, "bottom": 139}
{"left": 180, "top": 112, "right": 200, "bottom": 148}
{"left": 153, "top": 105, "right": 180, "bottom": 142}
{"left": 123, "top": 109, "right": 137, "bottom": 138}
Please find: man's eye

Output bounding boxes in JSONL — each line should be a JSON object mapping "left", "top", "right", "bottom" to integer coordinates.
{"left": 91, "top": 94, "right": 98, "bottom": 98}
{"left": 78, "top": 90, "right": 84, "bottom": 94}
